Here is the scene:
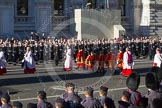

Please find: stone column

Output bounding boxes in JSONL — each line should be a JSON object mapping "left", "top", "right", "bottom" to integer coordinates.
{"left": 0, "top": 0, "right": 14, "bottom": 35}
{"left": 133, "top": 0, "right": 142, "bottom": 34}
{"left": 34, "top": 0, "right": 52, "bottom": 34}
{"left": 64, "top": 0, "right": 69, "bottom": 16}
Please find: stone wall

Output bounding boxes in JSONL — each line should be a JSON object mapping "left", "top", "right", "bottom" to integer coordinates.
{"left": 70, "top": 9, "right": 121, "bottom": 39}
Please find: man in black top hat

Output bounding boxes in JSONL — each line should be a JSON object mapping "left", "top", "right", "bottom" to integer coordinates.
{"left": 98, "top": 85, "right": 115, "bottom": 108}
{"left": 12, "top": 101, "right": 23, "bottom": 108}
{"left": 81, "top": 87, "right": 102, "bottom": 108}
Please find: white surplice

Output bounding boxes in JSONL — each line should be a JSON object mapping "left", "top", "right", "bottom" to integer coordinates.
{"left": 64, "top": 49, "right": 72, "bottom": 69}
{"left": 0, "top": 51, "right": 7, "bottom": 68}
{"left": 24, "top": 51, "right": 35, "bottom": 69}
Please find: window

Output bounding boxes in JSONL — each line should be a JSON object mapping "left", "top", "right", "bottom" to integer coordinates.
{"left": 17, "top": 0, "right": 28, "bottom": 16}
{"left": 54, "top": 0, "right": 64, "bottom": 16}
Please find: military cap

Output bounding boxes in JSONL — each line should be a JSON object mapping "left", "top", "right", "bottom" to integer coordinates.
{"left": 100, "top": 85, "right": 108, "bottom": 92}
{"left": 27, "top": 103, "right": 37, "bottom": 108}
{"left": 68, "top": 83, "right": 75, "bottom": 88}
{"left": 1, "top": 93, "right": 10, "bottom": 102}
{"left": 37, "top": 91, "right": 46, "bottom": 99}
{"left": 126, "top": 72, "right": 140, "bottom": 91}
{"left": 84, "top": 87, "right": 94, "bottom": 94}
{"left": 145, "top": 72, "right": 159, "bottom": 90}
{"left": 118, "top": 101, "right": 130, "bottom": 108}
{"left": 65, "top": 82, "right": 70, "bottom": 88}
{"left": 13, "top": 101, "right": 23, "bottom": 108}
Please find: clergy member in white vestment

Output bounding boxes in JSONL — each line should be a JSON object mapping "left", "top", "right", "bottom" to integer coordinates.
{"left": 153, "top": 48, "right": 162, "bottom": 67}
{"left": 0, "top": 50, "right": 7, "bottom": 75}
{"left": 122, "top": 47, "right": 133, "bottom": 77}
{"left": 23, "top": 46, "right": 36, "bottom": 74}
{"left": 64, "top": 45, "right": 72, "bottom": 71}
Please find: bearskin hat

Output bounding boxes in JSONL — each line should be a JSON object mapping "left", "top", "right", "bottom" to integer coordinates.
{"left": 126, "top": 72, "right": 140, "bottom": 91}
{"left": 145, "top": 72, "right": 159, "bottom": 90}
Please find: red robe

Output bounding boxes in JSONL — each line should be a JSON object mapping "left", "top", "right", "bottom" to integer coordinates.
{"left": 117, "top": 51, "right": 123, "bottom": 69}
{"left": 105, "top": 52, "right": 114, "bottom": 69}
{"left": 98, "top": 54, "right": 105, "bottom": 71}
{"left": 76, "top": 50, "right": 84, "bottom": 68}
{"left": 85, "top": 54, "right": 95, "bottom": 70}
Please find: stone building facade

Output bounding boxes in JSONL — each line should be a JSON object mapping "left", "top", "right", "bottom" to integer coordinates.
{"left": 0, "top": 0, "right": 162, "bottom": 38}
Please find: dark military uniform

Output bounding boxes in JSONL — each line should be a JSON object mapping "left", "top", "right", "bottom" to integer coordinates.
{"left": 7, "top": 44, "right": 12, "bottom": 62}
{"left": 44, "top": 44, "right": 49, "bottom": 62}
{"left": 145, "top": 72, "right": 162, "bottom": 108}
{"left": 37, "top": 91, "right": 53, "bottom": 108}
{"left": 33, "top": 44, "right": 39, "bottom": 63}
{"left": 81, "top": 87, "right": 102, "bottom": 108}
{"left": 73, "top": 43, "right": 79, "bottom": 61}
{"left": 49, "top": 43, "right": 54, "bottom": 60}
{"left": 126, "top": 73, "right": 141, "bottom": 106}
{"left": 81, "top": 97, "right": 102, "bottom": 108}
{"left": 18, "top": 44, "right": 25, "bottom": 61}
{"left": 135, "top": 42, "right": 141, "bottom": 58}
{"left": 12, "top": 44, "right": 19, "bottom": 65}
{"left": 59, "top": 44, "right": 64, "bottom": 60}
{"left": 98, "top": 96, "right": 115, "bottom": 108}
{"left": 65, "top": 92, "right": 82, "bottom": 108}
{"left": 149, "top": 42, "right": 154, "bottom": 60}
{"left": 39, "top": 44, "right": 44, "bottom": 62}
{"left": 54, "top": 44, "right": 60, "bottom": 65}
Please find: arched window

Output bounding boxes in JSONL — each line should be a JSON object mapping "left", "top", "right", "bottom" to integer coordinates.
{"left": 17, "top": 0, "right": 28, "bottom": 16}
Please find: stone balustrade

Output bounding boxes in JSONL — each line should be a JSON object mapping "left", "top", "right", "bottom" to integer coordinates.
{"left": 14, "top": 16, "right": 34, "bottom": 24}
{"left": 52, "top": 16, "right": 69, "bottom": 23}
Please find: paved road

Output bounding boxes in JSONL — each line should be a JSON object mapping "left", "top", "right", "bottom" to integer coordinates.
{"left": 0, "top": 59, "right": 153, "bottom": 107}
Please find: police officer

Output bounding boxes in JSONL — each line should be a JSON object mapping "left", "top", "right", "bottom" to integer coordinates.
{"left": 0, "top": 93, "right": 12, "bottom": 108}
{"left": 64, "top": 83, "right": 82, "bottom": 108}
{"left": 81, "top": 87, "right": 102, "bottom": 108}
{"left": 12, "top": 101, "right": 23, "bottom": 108}
{"left": 98, "top": 86, "right": 115, "bottom": 108}
{"left": 37, "top": 91, "right": 53, "bottom": 108}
